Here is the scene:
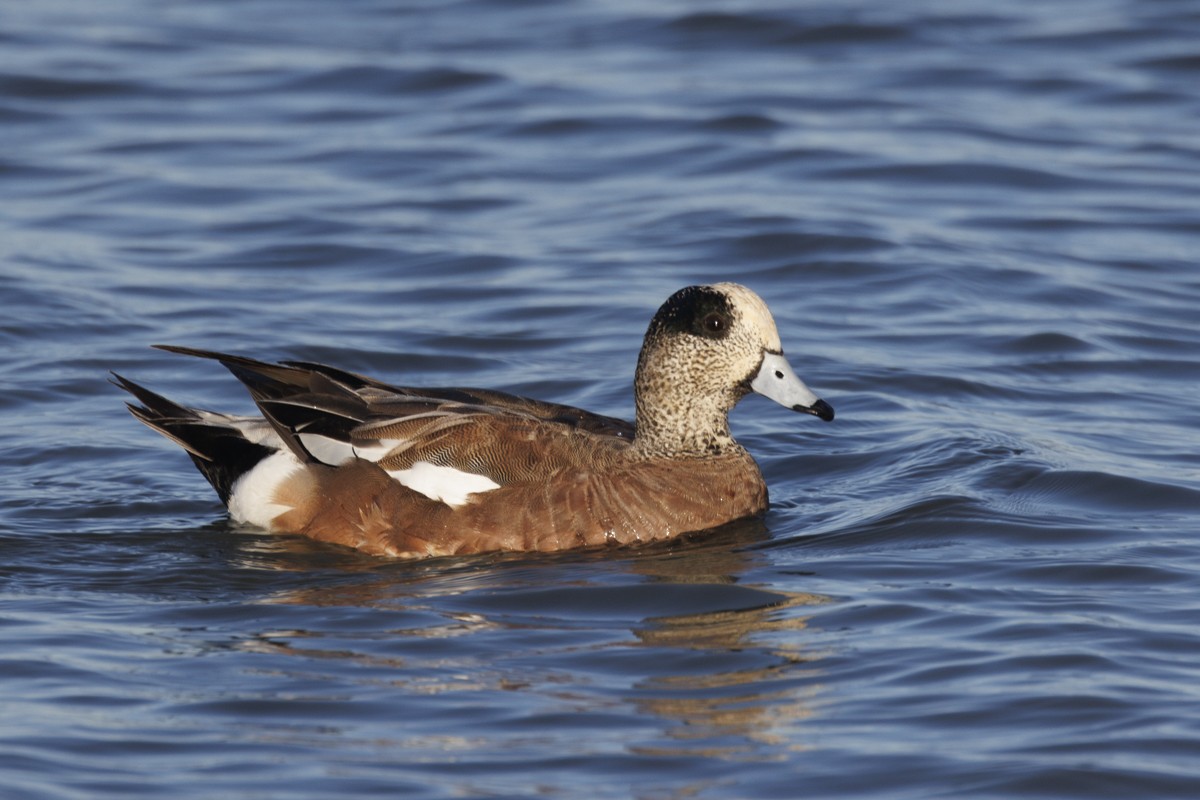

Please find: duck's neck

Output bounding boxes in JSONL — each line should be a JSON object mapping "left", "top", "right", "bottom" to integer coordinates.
{"left": 631, "top": 377, "right": 743, "bottom": 459}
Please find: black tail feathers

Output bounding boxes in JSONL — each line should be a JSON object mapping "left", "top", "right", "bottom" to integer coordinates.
{"left": 112, "top": 373, "right": 272, "bottom": 505}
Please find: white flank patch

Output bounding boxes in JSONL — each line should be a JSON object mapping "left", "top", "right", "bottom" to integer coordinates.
{"left": 386, "top": 461, "right": 500, "bottom": 508}
{"left": 227, "top": 450, "right": 301, "bottom": 530}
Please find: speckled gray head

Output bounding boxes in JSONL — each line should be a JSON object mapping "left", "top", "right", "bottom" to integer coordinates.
{"left": 634, "top": 282, "right": 833, "bottom": 457}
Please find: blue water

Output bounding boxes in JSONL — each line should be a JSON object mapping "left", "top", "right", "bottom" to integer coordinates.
{"left": 3, "top": 0, "right": 1200, "bottom": 797}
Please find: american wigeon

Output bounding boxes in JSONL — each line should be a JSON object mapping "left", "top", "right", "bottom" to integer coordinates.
{"left": 115, "top": 283, "right": 834, "bottom": 558}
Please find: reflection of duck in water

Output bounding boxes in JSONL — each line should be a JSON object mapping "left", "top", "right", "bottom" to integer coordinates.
{"left": 117, "top": 283, "right": 833, "bottom": 558}
{"left": 630, "top": 586, "right": 828, "bottom": 754}
{"left": 234, "top": 530, "right": 828, "bottom": 764}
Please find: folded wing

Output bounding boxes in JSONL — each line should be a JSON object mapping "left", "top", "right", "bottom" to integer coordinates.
{"left": 152, "top": 345, "right": 634, "bottom": 493}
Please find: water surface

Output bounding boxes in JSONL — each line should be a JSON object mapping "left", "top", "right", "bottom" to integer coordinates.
{"left": 3, "top": 1, "right": 1200, "bottom": 798}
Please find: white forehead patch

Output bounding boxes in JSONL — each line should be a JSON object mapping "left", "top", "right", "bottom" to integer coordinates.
{"left": 710, "top": 282, "right": 783, "bottom": 351}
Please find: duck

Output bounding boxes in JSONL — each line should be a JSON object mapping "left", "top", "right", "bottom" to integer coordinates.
{"left": 114, "top": 283, "right": 834, "bottom": 558}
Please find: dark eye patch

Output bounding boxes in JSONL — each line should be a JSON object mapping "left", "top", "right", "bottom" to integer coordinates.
{"left": 648, "top": 285, "right": 734, "bottom": 340}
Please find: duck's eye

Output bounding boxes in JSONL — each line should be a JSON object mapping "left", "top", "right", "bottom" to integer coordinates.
{"left": 701, "top": 312, "right": 727, "bottom": 335}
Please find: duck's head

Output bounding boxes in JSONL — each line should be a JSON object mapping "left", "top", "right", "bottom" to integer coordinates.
{"left": 633, "top": 282, "right": 833, "bottom": 457}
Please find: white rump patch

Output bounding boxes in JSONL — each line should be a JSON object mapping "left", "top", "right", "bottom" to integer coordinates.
{"left": 386, "top": 461, "right": 500, "bottom": 508}
{"left": 227, "top": 450, "right": 301, "bottom": 530}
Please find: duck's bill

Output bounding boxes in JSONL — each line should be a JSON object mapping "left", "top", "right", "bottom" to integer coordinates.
{"left": 751, "top": 352, "right": 835, "bottom": 422}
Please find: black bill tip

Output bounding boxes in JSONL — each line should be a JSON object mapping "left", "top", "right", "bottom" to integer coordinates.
{"left": 797, "top": 398, "right": 835, "bottom": 422}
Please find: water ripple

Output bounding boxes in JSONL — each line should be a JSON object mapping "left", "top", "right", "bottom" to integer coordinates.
{"left": 2, "top": 0, "right": 1199, "bottom": 798}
